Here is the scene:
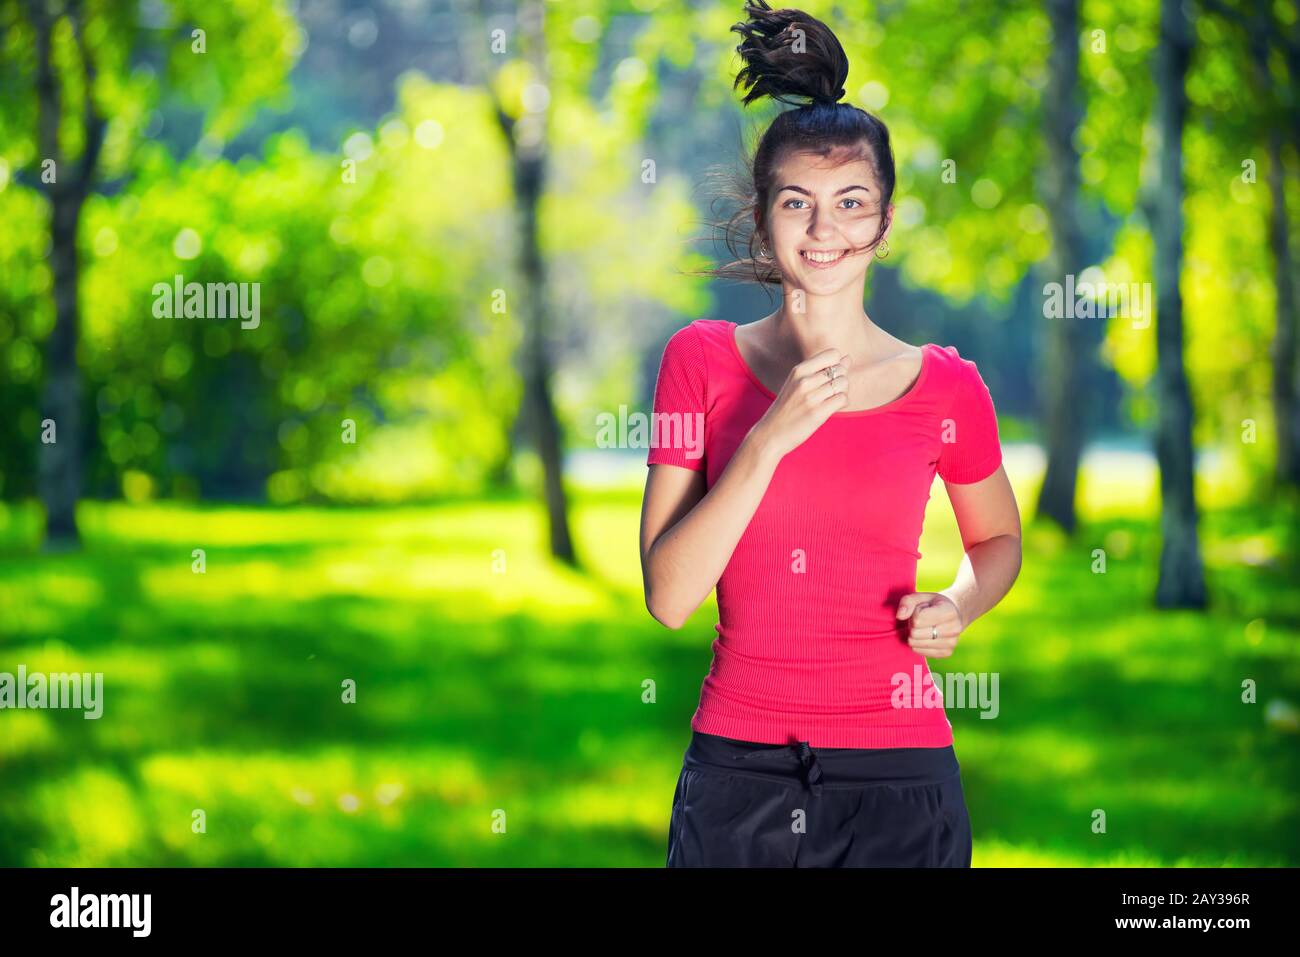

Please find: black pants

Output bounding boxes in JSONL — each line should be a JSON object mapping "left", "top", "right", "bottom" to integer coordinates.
{"left": 666, "top": 731, "right": 972, "bottom": 867}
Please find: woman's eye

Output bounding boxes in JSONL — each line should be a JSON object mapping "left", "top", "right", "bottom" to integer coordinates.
{"left": 783, "top": 199, "right": 808, "bottom": 209}
{"left": 842, "top": 198, "right": 863, "bottom": 209}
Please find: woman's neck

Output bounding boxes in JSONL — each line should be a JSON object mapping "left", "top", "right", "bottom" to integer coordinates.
{"left": 767, "top": 289, "right": 889, "bottom": 363}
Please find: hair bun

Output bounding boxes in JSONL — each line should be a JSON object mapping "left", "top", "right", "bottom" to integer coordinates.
{"left": 811, "top": 86, "right": 846, "bottom": 106}
{"left": 731, "top": 1, "right": 851, "bottom": 109}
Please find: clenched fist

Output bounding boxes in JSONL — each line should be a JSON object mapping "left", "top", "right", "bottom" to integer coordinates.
{"left": 896, "top": 592, "right": 964, "bottom": 658}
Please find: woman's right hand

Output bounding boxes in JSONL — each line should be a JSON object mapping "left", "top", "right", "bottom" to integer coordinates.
{"left": 748, "top": 348, "right": 851, "bottom": 460}
{"left": 641, "top": 346, "right": 849, "bottom": 629}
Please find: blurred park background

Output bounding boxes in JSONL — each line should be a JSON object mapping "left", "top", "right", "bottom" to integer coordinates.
{"left": 1, "top": 0, "right": 1298, "bottom": 866}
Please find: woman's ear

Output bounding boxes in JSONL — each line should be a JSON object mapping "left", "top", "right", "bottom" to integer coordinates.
{"left": 882, "top": 202, "right": 896, "bottom": 242}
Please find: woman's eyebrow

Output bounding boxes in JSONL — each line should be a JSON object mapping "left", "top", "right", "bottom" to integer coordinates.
{"left": 776, "top": 184, "right": 872, "bottom": 195}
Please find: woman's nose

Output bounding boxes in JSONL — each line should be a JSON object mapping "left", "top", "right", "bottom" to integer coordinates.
{"left": 807, "top": 207, "right": 835, "bottom": 240}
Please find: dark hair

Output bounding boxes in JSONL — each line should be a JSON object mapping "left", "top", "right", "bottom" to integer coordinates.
{"left": 697, "top": 0, "right": 896, "bottom": 285}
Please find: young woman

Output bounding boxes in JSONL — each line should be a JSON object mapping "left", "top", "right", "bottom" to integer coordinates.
{"left": 640, "top": 1, "right": 1022, "bottom": 867}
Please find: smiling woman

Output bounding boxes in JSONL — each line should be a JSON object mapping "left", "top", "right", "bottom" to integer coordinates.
{"left": 641, "top": 0, "right": 1022, "bottom": 870}
{"left": 773, "top": 175, "right": 887, "bottom": 277}
{"left": 697, "top": 2, "right": 895, "bottom": 288}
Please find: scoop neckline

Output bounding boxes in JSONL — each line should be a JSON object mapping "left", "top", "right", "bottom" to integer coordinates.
{"left": 725, "top": 320, "right": 933, "bottom": 417}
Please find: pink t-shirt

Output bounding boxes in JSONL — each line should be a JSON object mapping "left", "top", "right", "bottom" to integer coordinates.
{"left": 646, "top": 318, "right": 1003, "bottom": 749}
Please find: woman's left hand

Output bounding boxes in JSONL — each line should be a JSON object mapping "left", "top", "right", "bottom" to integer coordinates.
{"left": 895, "top": 592, "right": 964, "bottom": 658}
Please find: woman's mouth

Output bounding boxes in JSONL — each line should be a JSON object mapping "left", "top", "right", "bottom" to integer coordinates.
{"left": 800, "top": 249, "right": 848, "bottom": 268}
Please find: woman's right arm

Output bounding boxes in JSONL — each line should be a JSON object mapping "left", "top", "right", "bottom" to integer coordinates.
{"left": 639, "top": 347, "right": 851, "bottom": 629}
{"left": 639, "top": 433, "right": 779, "bottom": 629}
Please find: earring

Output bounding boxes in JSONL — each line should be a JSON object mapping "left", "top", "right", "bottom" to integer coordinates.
{"left": 759, "top": 241, "right": 770, "bottom": 257}
{"left": 875, "top": 239, "right": 890, "bottom": 260}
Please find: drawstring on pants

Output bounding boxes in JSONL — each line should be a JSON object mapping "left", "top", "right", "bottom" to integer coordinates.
{"left": 733, "top": 739, "right": 824, "bottom": 796}
{"left": 795, "top": 741, "right": 824, "bottom": 796}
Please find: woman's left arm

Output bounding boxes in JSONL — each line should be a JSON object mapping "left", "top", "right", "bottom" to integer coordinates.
{"left": 897, "top": 463, "right": 1022, "bottom": 657}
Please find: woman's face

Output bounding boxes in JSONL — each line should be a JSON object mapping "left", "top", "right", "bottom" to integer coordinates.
{"left": 761, "top": 148, "right": 893, "bottom": 297}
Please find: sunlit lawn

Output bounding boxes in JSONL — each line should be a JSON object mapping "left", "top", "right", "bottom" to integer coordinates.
{"left": 1, "top": 448, "right": 1297, "bottom": 866}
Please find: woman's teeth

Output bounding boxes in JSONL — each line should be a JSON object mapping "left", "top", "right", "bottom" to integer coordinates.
{"left": 801, "top": 249, "right": 846, "bottom": 265}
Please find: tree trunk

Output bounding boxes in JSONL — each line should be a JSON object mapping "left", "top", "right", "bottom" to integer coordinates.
{"left": 1254, "top": 40, "right": 1299, "bottom": 488}
{"left": 31, "top": 1, "right": 102, "bottom": 548}
{"left": 1202, "top": 0, "right": 1300, "bottom": 491}
{"left": 1034, "top": 0, "right": 1090, "bottom": 534}
{"left": 500, "top": 0, "right": 577, "bottom": 565}
{"left": 1151, "top": 0, "right": 1206, "bottom": 608}
{"left": 514, "top": 143, "right": 577, "bottom": 565}
{"left": 459, "top": 0, "right": 577, "bottom": 564}
{"left": 39, "top": 177, "right": 86, "bottom": 546}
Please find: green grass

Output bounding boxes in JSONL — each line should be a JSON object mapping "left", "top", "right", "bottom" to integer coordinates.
{"left": 0, "top": 467, "right": 1297, "bottom": 866}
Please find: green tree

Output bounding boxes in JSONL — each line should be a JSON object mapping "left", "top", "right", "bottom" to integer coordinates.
{"left": 0, "top": 0, "right": 296, "bottom": 544}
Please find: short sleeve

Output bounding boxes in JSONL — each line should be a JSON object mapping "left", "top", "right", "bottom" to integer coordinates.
{"left": 936, "top": 355, "right": 1002, "bottom": 484}
{"left": 646, "top": 324, "right": 707, "bottom": 471}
